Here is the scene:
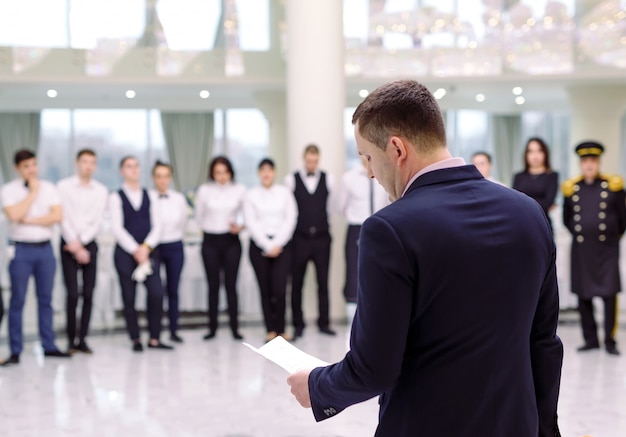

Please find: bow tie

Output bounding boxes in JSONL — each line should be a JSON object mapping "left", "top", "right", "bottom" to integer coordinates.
{"left": 159, "top": 193, "right": 169, "bottom": 199}
{"left": 306, "top": 172, "right": 315, "bottom": 177}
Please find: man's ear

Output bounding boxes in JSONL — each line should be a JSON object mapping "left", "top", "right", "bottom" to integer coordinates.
{"left": 389, "top": 136, "right": 409, "bottom": 164}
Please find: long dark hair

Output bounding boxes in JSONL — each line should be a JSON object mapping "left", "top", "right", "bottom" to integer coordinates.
{"left": 523, "top": 137, "right": 552, "bottom": 173}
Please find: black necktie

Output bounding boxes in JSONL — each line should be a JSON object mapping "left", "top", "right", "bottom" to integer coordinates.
{"left": 369, "top": 178, "right": 374, "bottom": 216}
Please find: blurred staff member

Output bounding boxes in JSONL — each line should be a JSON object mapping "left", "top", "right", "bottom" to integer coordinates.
{"left": 512, "top": 137, "right": 559, "bottom": 227}
{"left": 336, "top": 156, "right": 389, "bottom": 324}
{"left": 284, "top": 144, "right": 336, "bottom": 338}
{"left": 562, "top": 141, "right": 626, "bottom": 356}
{"left": 471, "top": 151, "right": 504, "bottom": 185}
{"left": 195, "top": 156, "right": 246, "bottom": 340}
{"left": 109, "top": 156, "right": 172, "bottom": 352}
{"left": 244, "top": 158, "right": 297, "bottom": 342}
{"left": 1, "top": 149, "right": 70, "bottom": 367}
{"left": 152, "top": 161, "right": 187, "bottom": 343}
{"left": 57, "top": 149, "right": 108, "bottom": 355}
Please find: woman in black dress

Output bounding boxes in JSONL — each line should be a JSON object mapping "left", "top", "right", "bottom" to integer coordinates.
{"left": 512, "top": 137, "right": 559, "bottom": 226}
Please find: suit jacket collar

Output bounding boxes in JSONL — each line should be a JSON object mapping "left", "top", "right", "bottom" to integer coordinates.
{"left": 404, "top": 165, "right": 484, "bottom": 196}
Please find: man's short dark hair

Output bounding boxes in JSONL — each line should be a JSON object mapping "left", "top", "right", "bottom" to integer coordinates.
{"left": 209, "top": 156, "right": 235, "bottom": 181}
{"left": 472, "top": 151, "right": 492, "bottom": 164}
{"left": 352, "top": 80, "right": 447, "bottom": 153}
{"left": 258, "top": 158, "right": 275, "bottom": 170}
{"left": 303, "top": 144, "right": 320, "bottom": 156}
{"left": 119, "top": 155, "right": 137, "bottom": 169}
{"left": 76, "top": 148, "right": 96, "bottom": 160}
{"left": 152, "top": 160, "right": 172, "bottom": 175}
{"left": 14, "top": 149, "right": 36, "bottom": 166}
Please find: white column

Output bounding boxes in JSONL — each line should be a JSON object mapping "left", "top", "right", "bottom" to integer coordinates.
{"left": 254, "top": 90, "right": 288, "bottom": 177}
{"left": 567, "top": 85, "right": 626, "bottom": 177}
{"left": 286, "top": 0, "right": 346, "bottom": 322}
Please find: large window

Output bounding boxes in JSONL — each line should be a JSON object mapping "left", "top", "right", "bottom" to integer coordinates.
{"left": 39, "top": 109, "right": 168, "bottom": 189}
{"left": 224, "top": 109, "right": 269, "bottom": 188}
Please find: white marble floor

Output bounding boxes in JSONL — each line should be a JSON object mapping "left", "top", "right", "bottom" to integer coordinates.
{"left": 0, "top": 322, "right": 624, "bottom": 437}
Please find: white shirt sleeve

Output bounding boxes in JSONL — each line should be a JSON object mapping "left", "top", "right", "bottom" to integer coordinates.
{"left": 109, "top": 191, "right": 140, "bottom": 254}
{"left": 325, "top": 172, "right": 336, "bottom": 217}
{"left": 143, "top": 190, "right": 162, "bottom": 249}
{"left": 283, "top": 173, "right": 295, "bottom": 192}
{"left": 80, "top": 184, "right": 108, "bottom": 245}
{"left": 335, "top": 172, "right": 350, "bottom": 217}
{"left": 243, "top": 190, "right": 274, "bottom": 253}
{"left": 57, "top": 180, "right": 79, "bottom": 243}
{"left": 272, "top": 187, "right": 298, "bottom": 249}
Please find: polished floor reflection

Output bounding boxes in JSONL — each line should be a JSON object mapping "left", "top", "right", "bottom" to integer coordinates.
{"left": 0, "top": 323, "right": 624, "bottom": 437}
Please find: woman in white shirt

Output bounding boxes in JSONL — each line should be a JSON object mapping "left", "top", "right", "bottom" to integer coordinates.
{"left": 195, "top": 157, "right": 246, "bottom": 340}
{"left": 152, "top": 161, "right": 188, "bottom": 343}
{"left": 243, "top": 158, "right": 297, "bottom": 342}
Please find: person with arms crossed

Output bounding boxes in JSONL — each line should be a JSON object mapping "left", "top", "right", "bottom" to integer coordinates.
{"left": 57, "top": 148, "right": 108, "bottom": 354}
{"left": 284, "top": 144, "right": 336, "bottom": 338}
{"left": 244, "top": 158, "right": 297, "bottom": 342}
{"left": 109, "top": 156, "right": 171, "bottom": 352}
{"left": 562, "top": 141, "right": 626, "bottom": 356}
{"left": 1, "top": 149, "right": 71, "bottom": 366}
{"left": 195, "top": 156, "right": 246, "bottom": 340}
{"left": 287, "top": 80, "right": 563, "bottom": 436}
{"left": 151, "top": 161, "right": 187, "bottom": 343}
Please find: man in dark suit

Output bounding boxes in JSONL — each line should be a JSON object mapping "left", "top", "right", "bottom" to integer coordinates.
{"left": 287, "top": 80, "right": 563, "bottom": 436}
{"left": 562, "top": 141, "right": 626, "bottom": 356}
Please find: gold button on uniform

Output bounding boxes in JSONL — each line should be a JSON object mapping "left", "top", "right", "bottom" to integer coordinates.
{"left": 601, "top": 191, "right": 608, "bottom": 199}
{"left": 599, "top": 235, "right": 606, "bottom": 242}
{"left": 599, "top": 223, "right": 607, "bottom": 231}
{"left": 599, "top": 212, "right": 606, "bottom": 219}
{"left": 601, "top": 181, "right": 608, "bottom": 189}
{"left": 574, "top": 214, "right": 581, "bottom": 221}
{"left": 572, "top": 195, "right": 580, "bottom": 202}
{"left": 576, "top": 235, "right": 584, "bottom": 243}
{"left": 575, "top": 225, "right": 582, "bottom": 232}
{"left": 600, "top": 202, "right": 607, "bottom": 209}
{"left": 574, "top": 205, "right": 581, "bottom": 212}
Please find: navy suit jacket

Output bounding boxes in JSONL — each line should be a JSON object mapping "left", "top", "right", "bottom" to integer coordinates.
{"left": 309, "top": 165, "right": 563, "bottom": 436}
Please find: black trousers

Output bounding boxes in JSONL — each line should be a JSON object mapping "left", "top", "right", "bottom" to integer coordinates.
{"left": 291, "top": 232, "right": 331, "bottom": 331}
{"left": 201, "top": 233, "right": 241, "bottom": 333}
{"left": 343, "top": 225, "right": 361, "bottom": 304}
{"left": 60, "top": 239, "right": 98, "bottom": 346}
{"left": 578, "top": 296, "right": 617, "bottom": 347}
{"left": 249, "top": 240, "right": 291, "bottom": 334}
{"left": 114, "top": 245, "right": 163, "bottom": 341}
{"left": 157, "top": 241, "right": 184, "bottom": 335}
{"left": 0, "top": 286, "right": 4, "bottom": 328}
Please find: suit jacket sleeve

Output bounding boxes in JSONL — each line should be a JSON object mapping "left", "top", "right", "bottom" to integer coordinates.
{"left": 562, "top": 195, "right": 574, "bottom": 235}
{"left": 615, "top": 189, "right": 626, "bottom": 236}
{"left": 308, "top": 214, "right": 414, "bottom": 421}
{"left": 530, "top": 241, "right": 563, "bottom": 437}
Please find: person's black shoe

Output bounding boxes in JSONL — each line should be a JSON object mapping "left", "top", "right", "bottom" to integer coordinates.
{"left": 133, "top": 342, "right": 144, "bottom": 352}
{"left": 44, "top": 349, "right": 72, "bottom": 358}
{"left": 0, "top": 354, "right": 20, "bottom": 366}
{"left": 203, "top": 331, "right": 216, "bottom": 340}
{"left": 606, "top": 345, "right": 621, "bottom": 356}
{"left": 170, "top": 334, "right": 184, "bottom": 343}
{"left": 577, "top": 343, "right": 600, "bottom": 352}
{"left": 294, "top": 327, "right": 304, "bottom": 338}
{"left": 319, "top": 327, "right": 337, "bottom": 336}
{"left": 232, "top": 331, "right": 244, "bottom": 340}
{"left": 148, "top": 341, "right": 174, "bottom": 350}
{"left": 75, "top": 342, "right": 93, "bottom": 354}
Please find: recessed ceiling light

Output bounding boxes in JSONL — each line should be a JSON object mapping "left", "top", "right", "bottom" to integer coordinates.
{"left": 358, "top": 89, "right": 369, "bottom": 98}
{"left": 512, "top": 87, "right": 523, "bottom": 95}
{"left": 47, "top": 89, "right": 58, "bottom": 98}
{"left": 433, "top": 88, "right": 447, "bottom": 100}
{"left": 199, "top": 90, "right": 210, "bottom": 99}
{"left": 515, "top": 96, "right": 526, "bottom": 105}
{"left": 125, "top": 90, "right": 136, "bottom": 99}
{"left": 475, "top": 93, "right": 486, "bottom": 102}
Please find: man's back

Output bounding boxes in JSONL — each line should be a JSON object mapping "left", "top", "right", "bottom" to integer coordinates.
{"left": 309, "top": 165, "right": 562, "bottom": 436}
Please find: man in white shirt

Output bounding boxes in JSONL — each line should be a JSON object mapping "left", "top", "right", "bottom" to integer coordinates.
{"left": 284, "top": 144, "right": 336, "bottom": 338}
{"left": 336, "top": 156, "right": 389, "bottom": 325}
{"left": 109, "top": 156, "right": 171, "bottom": 352}
{"left": 57, "top": 149, "right": 108, "bottom": 354}
{"left": 1, "top": 149, "right": 71, "bottom": 366}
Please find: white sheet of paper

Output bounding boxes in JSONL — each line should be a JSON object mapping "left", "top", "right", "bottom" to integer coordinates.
{"left": 243, "top": 336, "right": 329, "bottom": 374}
